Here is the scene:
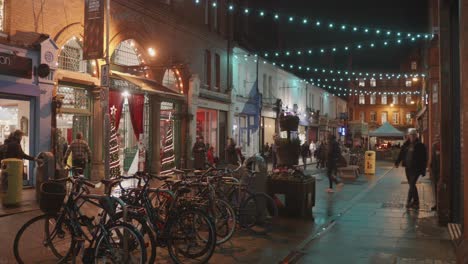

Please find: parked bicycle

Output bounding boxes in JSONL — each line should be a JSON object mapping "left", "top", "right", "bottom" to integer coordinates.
{"left": 13, "top": 167, "right": 147, "bottom": 264}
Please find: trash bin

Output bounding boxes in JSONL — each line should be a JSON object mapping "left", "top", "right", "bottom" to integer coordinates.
{"left": 1, "top": 159, "right": 24, "bottom": 206}
{"left": 35, "top": 152, "right": 55, "bottom": 201}
{"left": 365, "top": 151, "right": 376, "bottom": 174}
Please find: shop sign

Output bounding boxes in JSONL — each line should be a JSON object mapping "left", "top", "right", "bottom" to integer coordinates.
{"left": 83, "top": 0, "right": 104, "bottom": 59}
{"left": 101, "top": 64, "right": 109, "bottom": 87}
{"left": 0, "top": 52, "right": 32, "bottom": 78}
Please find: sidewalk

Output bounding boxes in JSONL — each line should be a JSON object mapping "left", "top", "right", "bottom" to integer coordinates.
{"left": 294, "top": 165, "right": 456, "bottom": 264}
{"left": 0, "top": 188, "right": 38, "bottom": 217}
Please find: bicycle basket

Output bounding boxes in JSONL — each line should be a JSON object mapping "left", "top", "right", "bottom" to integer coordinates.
{"left": 39, "top": 182, "right": 66, "bottom": 215}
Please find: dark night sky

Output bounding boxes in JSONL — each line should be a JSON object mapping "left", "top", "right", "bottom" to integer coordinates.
{"left": 241, "top": 0, "right": 430, "bottom": 74}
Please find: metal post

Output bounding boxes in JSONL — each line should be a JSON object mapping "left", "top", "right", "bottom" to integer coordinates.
{"left": 256, "top": 56, "right": 262, "bottom": 155}
{"left": 103, "top": 0, "right": 111, "bottom": 179}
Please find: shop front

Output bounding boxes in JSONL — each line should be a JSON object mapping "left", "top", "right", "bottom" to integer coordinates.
{"left": 196, "top": 107, "right": 228, "bottom": 161}
{"left": 109, "top": 73, "right": 184, "bottom": 176}
{"left": 0, "top": 92, "right": 36, "bottom": 186}
{"left": 0, "top": 41, "right": 53, "bottom": 186}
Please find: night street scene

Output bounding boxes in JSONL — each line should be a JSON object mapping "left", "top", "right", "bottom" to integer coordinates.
{"left": 0, "top": 0, "right": 467, "bottom": 263}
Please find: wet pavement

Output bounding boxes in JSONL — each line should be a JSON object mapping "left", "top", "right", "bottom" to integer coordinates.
{"left": 0, "top": 162, "right": 456, "bottom": 263}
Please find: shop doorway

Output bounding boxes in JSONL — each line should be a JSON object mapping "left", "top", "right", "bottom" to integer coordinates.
{"left": 0, "top": 97, "right": 33, "bottom": 186}
{"left": 196, "top": 108, "right": 218, "bottom": 158}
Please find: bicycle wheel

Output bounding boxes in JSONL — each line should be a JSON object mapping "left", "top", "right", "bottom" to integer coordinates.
{"left": 14, "top": 214, "right": 74, "bottom": 264}
{"left": 94, "top": 222, "right": 147, "bottom": 264}
{"left": 166, "top": 208, "right": 216, "bottom": 264}
{"left": 113, "top": 211, "right": 157, "bottom": 264}
{"left": 239, "top": 192, "right": 278, "bottom": 234}
{"left": 211, "top": 199, "right": 236, "bottom": 245}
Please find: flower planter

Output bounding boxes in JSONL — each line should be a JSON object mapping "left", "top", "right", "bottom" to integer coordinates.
{"left": 267, "top": 177, "right": 315, "bottom": 218}
{"left": 279, "top": 115, "right": 300, "bottom": 131}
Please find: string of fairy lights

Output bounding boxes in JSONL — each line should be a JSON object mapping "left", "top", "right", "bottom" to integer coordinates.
{"left": 234, "top": 54, "right": 424, "bottom": 79}
{"left": 311, "top": 82, "right": 421, "bottom": 97}
{"left": 261, "top": 36, "right": 431, "bottom": 58}
{"left": 233, "top": 53, "right": 423, "bottom": 97}
{"left": 192, "top": 0, "right": 432, "bottom": 38}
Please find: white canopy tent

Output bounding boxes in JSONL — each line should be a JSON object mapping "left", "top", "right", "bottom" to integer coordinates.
{"left": 369, "top": 122, "right": 405, "bottom": 138}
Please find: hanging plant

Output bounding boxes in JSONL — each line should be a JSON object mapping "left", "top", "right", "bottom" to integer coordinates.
{"left": 279, "top": 115, "right": 300, "bottom": 131}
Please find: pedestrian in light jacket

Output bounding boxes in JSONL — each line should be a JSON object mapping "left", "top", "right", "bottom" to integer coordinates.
{"left": 395, "top": 129, "right": 427, "bottom": 209}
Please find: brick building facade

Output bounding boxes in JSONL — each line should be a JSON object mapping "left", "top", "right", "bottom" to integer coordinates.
{"left": 0, "top": 0, "right": 236, "bottom": 179}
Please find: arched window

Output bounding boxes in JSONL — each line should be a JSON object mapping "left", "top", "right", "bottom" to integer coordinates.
{"left": 58, "top": 37, "right": 92, "bottom": 73}
{"left": 111, "top": 39, "right": 142, "bottom": 66}
{"left": 162, "top": 68, "right": 183, "bottom": 92}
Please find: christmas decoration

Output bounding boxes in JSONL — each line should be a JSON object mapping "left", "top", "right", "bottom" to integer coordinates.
{"left": 233, "top": 55, "right": 424, "bottom": 79}
{"left": 260, "top": 37, "right": 430, "bottom": 57}
{"left": 160, "top": 122, "right": 176, "bottom": 175}
{"left": 109, "top": 106, "right": 121, "bottom": 178}
{"left": 193, "top": 0, "right": 432, "bottom": 38}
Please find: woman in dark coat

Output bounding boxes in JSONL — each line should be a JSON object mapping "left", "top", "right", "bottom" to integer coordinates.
{"left": 192, "top": 136, "right": 206, "bottom": 169}
{"left": 225, "top": 138, "right": 238, "bottom": 165}
{"left": 5, "top": 130, "right": 35, "bottom": 161}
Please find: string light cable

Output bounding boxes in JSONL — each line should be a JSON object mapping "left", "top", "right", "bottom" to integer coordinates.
{"left": 193, "top": 0, "right": 433, "bottom": 38}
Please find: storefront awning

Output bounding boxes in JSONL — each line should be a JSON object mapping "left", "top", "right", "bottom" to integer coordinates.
{"left": 110, "top": 71, "right": 185, "bottom": 99}
{"left": 0, "top": 80, "right": 40, "bottom": 97}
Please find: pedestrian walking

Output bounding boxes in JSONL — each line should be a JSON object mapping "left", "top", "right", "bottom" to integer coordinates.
{"left": 395, "top": 129, "right": 427, "bottom": 209}
{"left": 309, "top": 140, "right": 316, "bottom": 163}
{"left": 272, "top": 134, "right": 278, "bottom": 169}
{"left": 326, "top": 135, "right": 343, "bottom": 193}
{"left": 301, "top": 141, "right": 311, "bottom": 170}
{"left": 263, "top": 142, "right": 270, "bottom": 165}
{"left": 4, "top": 130, "right": 36, "bottom": 162}
{"left": 192, "top": 136, "right": 206, "bottom": 169}
{"left": 225, "top": 137, "right": 238, "bottom": 165}
{"left": 430, "top": 134, "right": 440, "bottom": 211}
{"left": 64, "top": 132, "right": 92, "bottom": 171}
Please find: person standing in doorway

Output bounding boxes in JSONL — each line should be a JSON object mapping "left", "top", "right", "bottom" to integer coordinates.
{"left": 395, "top": 129, "right": 427, "bottom": 209}
{"left": 326, "top": 135, "right": 343, "bottom": 193}
{"left": 192, "top": 136, "right": 206, "bottom": 170}
{"left": 301, "top": 141, "right": 311, "bottom": 170}
{"left": 64, "top": 132, "right": 92, "bottom": 172}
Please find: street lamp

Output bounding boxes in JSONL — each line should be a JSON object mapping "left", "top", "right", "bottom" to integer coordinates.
{"left": 148, "top": 47, "right": 156, "bottom": 57}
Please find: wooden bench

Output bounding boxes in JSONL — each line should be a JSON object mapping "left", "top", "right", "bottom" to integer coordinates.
{"left": 337, "top": 165, "right": 360, "bottom": 180}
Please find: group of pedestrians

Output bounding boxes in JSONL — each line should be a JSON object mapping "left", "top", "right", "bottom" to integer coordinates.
{"left": 192, "top": 136, "right": 243, "bottom": 170}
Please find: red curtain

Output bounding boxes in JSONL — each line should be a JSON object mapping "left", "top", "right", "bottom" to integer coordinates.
{"left": 109, "top": 90, "right": 124, "bottom": 130}
{"left": 128, "top": 94, "right": 145, "bottom": 140}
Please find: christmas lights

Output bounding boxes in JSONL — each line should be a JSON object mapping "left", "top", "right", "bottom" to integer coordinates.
{"left": 233, "top": 53, "right": 425, "bottom": 79}
{"left": 261, "top": 37, "right": 427, "bottom": 58}
{"left": 312, "top": 81, "right": 421, "bottom": 96}
{"left": 194, "top": 0, "right": 433, "bottom": 38}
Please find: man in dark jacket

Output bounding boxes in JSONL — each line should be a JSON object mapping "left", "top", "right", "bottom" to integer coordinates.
{"left": 395, "top": 129, "right": 427, "bottom": 209}
{"left": 4, "top": 130, "right": 36, "bottom": 161}
{"left": 192, "top": 136, "right": 206, "bottom": 170}
{"left": 326, "top": 135, "right": 343, "bottom": 193}
{"left": 301, "top": 141, "right": 311, "bottom": 170}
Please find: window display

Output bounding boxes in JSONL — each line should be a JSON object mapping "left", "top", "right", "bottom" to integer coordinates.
{"left": 0, "top": 99, "right": 31, "bottom": 184}
{"left": 197, "top": 108, "right": 218, "bottom": 155}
